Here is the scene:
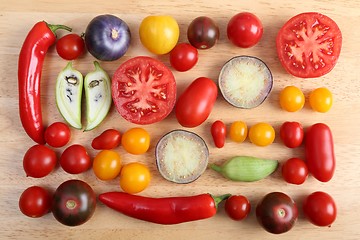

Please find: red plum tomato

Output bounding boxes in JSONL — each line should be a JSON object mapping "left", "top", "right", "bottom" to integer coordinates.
{"left": 211, "top": 120, "right": 226, "bottom": 148}
{"left": 91, "top": 129, "right": 121, "bottom": 150}
{"left": 23, "top": 144, "right": 57, "bottom": 178}
{"left": 19, "top": 186, "right": 52, "bottom": 218}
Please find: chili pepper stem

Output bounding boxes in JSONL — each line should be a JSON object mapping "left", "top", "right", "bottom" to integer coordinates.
{"left": 212, "top": 193, "right": 231, "bottom": 209}
{"left": 46, "top": 22, "right": 72, "bottom": 36}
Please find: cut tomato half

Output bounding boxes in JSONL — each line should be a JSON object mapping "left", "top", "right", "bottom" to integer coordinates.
{"left": 276, "top": 12, "right": 342, "bottom": 78}
{"left": 112, "top": 56, "right": 176, "bottom": 125}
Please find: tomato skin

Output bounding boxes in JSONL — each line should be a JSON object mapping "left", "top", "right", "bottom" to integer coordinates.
{"left": 279, "top": 121, "right": 304, "bottom": 148}
{"left": 120, "top": 162, "right": 151, "bottom": 194}
{"left": 303, "top": 191, "right": 336, "bottom": 227}
{"left": 305, "top": 123, "right": 335, "bottom": 182}
{"left": 225, "top": 195, "right": 251, "bottom": 221}
{"left": 19, "top": 186, "right": 52, "bottom": 218}
{"left": 187, "top": 16, "right": 219, "bottom": 49}
{"left": 91, "top": 129, "right": 121, "bottom": 150}
{"left": 281, "top": 158, "right": 308, "bottom": 185}
{"left": 44, "top": 122, "right": 71, "bottom": 148}
{"left": 211, "top": 120, "right": 226, "bottom": 148}
{"left": 170, "top": 43, "right": 198, "bottom": 72}
{"left": 309, "top": 87, "right": 333, "bottom": 113}
{"left": 248, "top": 122, "right": 275, "bottom": 147}
{"left": 121, "top": 128, "right": 150, "bottom": 155}
{"left": 93, "top": 150, "right": 122, "bottom": 180}
{"left": 23, "top": 144, "right": 57, "bottom": 178}
{"left": 60, "top": 144, "right": 91, "bottom": 174}
{"left": 175, "top": 77, "right": 218, "bottom": 128}
{"left": 229, "top": 121, "right": 248, "bottom": 143}
{"left": 279, "top": 86, "right": 305, "bottom": 112}
{"left": 56, "top": 33, "right": 85, "bottom": 60}
{"left": 227, "top": 12, "right": 263, "bottom": 48}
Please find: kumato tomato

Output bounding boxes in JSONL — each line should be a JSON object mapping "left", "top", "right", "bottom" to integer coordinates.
{"left": 309, "top": 87, "right": 333, "bottom": 113}
{"left": 121, "top": 128, "right": 150, "bottom": 155}
{"left": 19, "top": 186, "right": 52, "bottom": 218}
{"left": 279, "top": 86, "right": 305, "bottom": 112}
{"left": 119, "top": 162, "right": 151, "bottom": 194}
{"left": 248, "top": 122, "right": 275, "bottom": 147}
{"left": 187, "top": 16, "right": 219, "bottom": 49}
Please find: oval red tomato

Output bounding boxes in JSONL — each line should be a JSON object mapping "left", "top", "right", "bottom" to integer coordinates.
{"left": 175, "top": 77, "right": 218, "bottom": 128}
{"left": 91, "top": 129, "right": 121, "bottom": 150}
{"left": 279, "top": 121, "right": 304, "bottom": 148}
{"left": 225, "top": 195, "right": 251, "bottom": 221}
{"left": 211, "top": 120, "right": 226, "bottom": 148}
{"left": 19, "top": 186, "right": 52, "bottom": 218}
{"left": 112, "top": 56, "right": 177, "bottom": 125}
{"left": 23, "top": 144, "right": 57, "bottom": 178}
{"left": 44, "top": 122, "right": 71, "bottom": 148}
{"left": 281, "top": 158, "right": 308, "bottom": 185}
{"left": 60, "top": 144, "right": 91, "bottom": 174}
{"left": 170, "top": 43, "right": 198, "bottom": 72}
{"left": 56, "top": 33, "right": 85, "bottom": 60}
{"left": 276, "top": 12, "right": 342, "bottom": 78}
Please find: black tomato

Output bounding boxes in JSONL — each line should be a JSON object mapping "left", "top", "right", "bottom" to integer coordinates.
{"left": 187, "top": 16, "right": 219, "bottom": 49}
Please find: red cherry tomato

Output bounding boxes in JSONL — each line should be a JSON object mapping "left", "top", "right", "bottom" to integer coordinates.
{"left": 23, "top": 145, "right": 57, "bottom": 178}
{"left": 305, "top": 123, "right": 335, "bottom": 182}
{"left": 281, "top": 158, "right": 308, "bottom": 185}
{"left": 211, "top": 120, "right": 226, "bottom": 148}
{"left": 91, "top": 129, "right": 121, "bottom": 150}
{"left": 169, "top": 43, "right": 198, "bottom": 72}
{"left": 303, "top": 191, "right": 337, "bottom": 227}
{"left": 175, "top": 77, "right": 218, "bottom": 128}
{"left": 60, "top": 144, "right": 91, "bottom": 174}
{"left": 19, "top": 186, "right": 52, "bottom": 218}
{"left": 225, "top": 195, "right": 251, "bottom": 221}
{"left": 279, "top": 121, "right": 304, "bottom": 148}
{"left": 227, "top": 12, "right": 263, "bottom": 48}
{"left": 276, "top": 12, "right": 342, "bottom": 78}
{"left": 56, "top": 33, "right": 85, "bottom": 60}
{"left": 187, "top": 16, "right": 219, "bottom": 49}
{"left": 44, "top": 122, "right": 71, "bottom": 148}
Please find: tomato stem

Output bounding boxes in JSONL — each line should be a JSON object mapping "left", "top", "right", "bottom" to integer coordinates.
{"left": 66, "top": 200, "right": 77, "bottom": 210}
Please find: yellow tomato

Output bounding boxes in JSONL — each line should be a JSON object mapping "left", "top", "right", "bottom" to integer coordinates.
{"left": 121, "top": 128, "right": 150, "bottom": 155}
{"left": 279, "top": 86, "right": 305, "bottom": 112}
{"left": 93, "top": 150, "right": 122, "bottom": 180}
{"left": 229, "top": 121, "right": 248, "bottom": 143}
{"left": 120, "top": 162, "right": 151, "bottom": 194}
{"left": 248, "top": 122, "right": 275, "bottom": 147}
{"left": 309, "top": 87, "right": 333, "bottom": 113}
{"left": 139, "top": 15, "right": 180, "bottom": 55}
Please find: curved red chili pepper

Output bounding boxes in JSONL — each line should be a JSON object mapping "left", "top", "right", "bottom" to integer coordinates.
{"left": 18, "top": 21, "right": 71, "bottom": 144}
{"left": 99, "top": 192, "right": 230, "bottom": 224}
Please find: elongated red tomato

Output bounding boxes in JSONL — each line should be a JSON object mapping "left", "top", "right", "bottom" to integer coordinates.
{"left": 175, "top": 77, "right": 218, "bottom": 128}
{"left": 211, "top": 120, "right": 226, "bottom": 148}
{"left": 91, "top": 129, "right": 121, "bottom": 150}
{"left": 305, "top": 123, "right": 335, "bottom": 182}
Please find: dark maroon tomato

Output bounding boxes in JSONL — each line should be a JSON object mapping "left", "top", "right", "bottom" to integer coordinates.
{"left": 60, "top": 144, "right": 91, "bottom": 174}
{"left": 56, "top": 33, "right": 85, "bottom": 60}
{"left": 211, "top": 120, "right": 226, "bottom": 148}
{"left": 23, "top": 144, "right": 57, "bottom": 178}
{"left": 279, "top": 121, "right": 304, "bottom": 148}
{"left": 91, "top": 129, "right": 121, "bottom": 150}
{"left": 52, "top": 179, "right": 96, "bottom": 226}
{"left": 19, "top": 186, "right": 52, "bottom": 218}
{"left": 44, "top": 122, "right": 71, "bottom": 148}
{"left": 282, "top": 158, "right": 308, "bottom": 185}
{"left": 225, "top": 195, "right": 251, "bottom": 221}
{"left": 187, "top": 16, "right": 219, "bottom": 49}
{"left": 256, "top": 192, "right": 298, "bottom": 234}
{"left": 169, "top": 43, "right": 198, "bottom": 72}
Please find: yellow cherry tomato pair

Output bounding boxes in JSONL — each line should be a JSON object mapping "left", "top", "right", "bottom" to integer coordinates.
{"left": 230, "top": 121, "right": 275, "bottom": 147}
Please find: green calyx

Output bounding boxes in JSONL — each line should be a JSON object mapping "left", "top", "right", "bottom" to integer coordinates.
{"left": 212, "top": 194, "right": 231, "bottom": 209}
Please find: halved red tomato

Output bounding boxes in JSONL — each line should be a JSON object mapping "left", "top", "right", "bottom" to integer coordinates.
{"left": 112, "top": 56, "right": 177, "bottom": 124}
{"left": 276, "top": 12, "right": 342, "bottom": 78}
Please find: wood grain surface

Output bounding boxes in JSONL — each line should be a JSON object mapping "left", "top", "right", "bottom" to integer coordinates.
{"left": 1, "top": 0, "right": 360, "bottom": 239}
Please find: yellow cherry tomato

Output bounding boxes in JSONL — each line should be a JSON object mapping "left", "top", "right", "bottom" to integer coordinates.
{"left": 309, "top": 87, "right": 333, "bottom": 113}
{"left": 120, "top": 162, "right": 151, "bottom": 194}
{"left": 93, "top": 150, "right": 122, "bottom": 180}
{"left": 229, "top": 121, "right": 248, "bottom": 143}
{"left": 121, "top": 128, "right": 150, "bottom": 155}
{"left": 139, "top": 15, "right": 180, "bottom": 55}
{"left": 279, "top": 86, "right": 305, "bottom": 112}
{"left": 248, "top": 122, "right": 275, "bottom": 147}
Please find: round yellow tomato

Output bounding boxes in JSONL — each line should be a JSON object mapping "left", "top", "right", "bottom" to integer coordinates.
{"left": 279, "top": 86, "right": 305, "bottom": 112}
{"left": 93, "top": 150, "right": 122, "bottom": 180}
{"left": 309, "top": 87, "right": 333, "bottom": 113}
{"left": 120, "top": 162, "right": 151, "bottom": 194}
{"left": 248, "top": 122, "right": 275, "bottom": 147}
{"left": 121, "top": 128, "right": 150, "bottom": 155}
{"left": 229, "top": 121, "right": 248, "bottom": 143}
{"left": 139, "top": 15, "right": 180, "bottom": 55}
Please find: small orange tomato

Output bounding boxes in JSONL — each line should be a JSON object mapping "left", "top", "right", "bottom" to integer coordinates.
{"left": 121, "top": 128, "right": 150, "bottom": 155}
{"left": 93, "top": 150, "right": 122, "bottom": 180}
{"left": 248, "top": 122, "right": 275, "bottom": 147}
{"left": 229, "top": 121, "right": 248, "bottom": 143}
{"left": 120, "top": 162, "right": 151, "bottom": 194}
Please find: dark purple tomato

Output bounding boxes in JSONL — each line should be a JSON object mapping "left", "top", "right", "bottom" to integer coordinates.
{"left": 187, "top": 16, "right": 219, "bottom": 49}
{"left": 256, "top": 192, "right": 298, "bottom": 234}
{"left": 52, "top": 180, "right": 96, "bottom": 226}
{"left": 85, "top": 14, "right": 131, "bottom": 61}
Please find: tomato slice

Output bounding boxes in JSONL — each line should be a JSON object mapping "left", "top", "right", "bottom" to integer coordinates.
{"left": 276, "top": 12, "right": 342, "bottom": 78}
{"left": 112, "top": 56, "right": 176, "bottom": 124}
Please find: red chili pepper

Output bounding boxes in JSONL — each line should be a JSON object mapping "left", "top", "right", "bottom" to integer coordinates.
{"left": 99, "top": 192, "right": 230, "bottom": 224}
{"left": 18, "top": 21, "right": 71, "bottom": 144}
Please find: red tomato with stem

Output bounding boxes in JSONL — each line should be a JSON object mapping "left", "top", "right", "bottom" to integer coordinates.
{"left": 170, "top": 43, "right": 198, "bottom": 72}
{"left": 281, "top": 158, "right": 308, "bottom": 185}
{"left": 112, "top": 56, "right": 177, "bottom": 125}
{"left": 303, "top": 191, "right": 336, "bottom": 227}
{"left": 44, "top": 122, "right": 71, "bottom": 148}
{"left": 227, "top": 12, "right": 263, "bottom": 48}
{"left": 23, "top": 144, "right": 57, "bottom": 178}
{"left": 225, "top": 195, "right": 251, "bottom": 221}
{"left": 175, "top": 77, "right": 218, "bottom": 128}
{"left": 92, "top": 129, "right": 121, "bottom": 150}
{"left": 211, "top": 120, "right": 226, "bottom": 148}
{"left": 60, "top": 144, "right": 91, "bottom": 174}
{"left": 276, "top": 12, "right": 342, "bottom": 78}
{"left": 19, "top": 186, "right": 52, "bottom": 218}
{"left": 279, "top": 121, "right": 304, "bottom": 148}
{"left": 56, "top": 33, "right": 85, "bottom": 60}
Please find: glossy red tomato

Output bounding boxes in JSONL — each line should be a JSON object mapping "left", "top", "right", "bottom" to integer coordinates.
{"left": 305, "top": 123, "right": 335, "bottom": 182}
{"left": 281, "top": 158, "right": 308, "bottom": 185}
{"left": 169, "top": 43, "right": 198, "bottom": 72}
{"left": 211, "top": 120, "right": 226, "bottom": 148}
{"left": 91, "top": 129, "right": 121, "bottom": 150}
{"left": 19, "top": 186, "right": 52, "bottom": 218}
{"left": 44, "top": 122, "right": 71, "bottom": 148}
{"left": 60, "top": 144, "right": 91, "bottom": 174}
{"left": 23, "top": 144, "right": 57, "bottom": 178}
{"left": 112, "top": 56, "right": 177, "bottom": 125}
{"left": 56, "top": 33, "right": 85, "bottom": 60}
{"left": 225, "top": 195, "right": 251, "bottom": 221}
{"left": 187, "top": 16, "right": 219, "bottom": 49}
{"left": 303, "top": 191, "right": 337, "bottom": 227}
{"left": 279, "top": 121, "right": 304, "bottom": 148}
{"left": 227, "top": 12, "right": 263, "bottom": 48}
{"left": 175, "top": 77, "right": 218, "bottom": 128}
{"left": 276, "top": 12, "right": 342, "bottom": 78}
